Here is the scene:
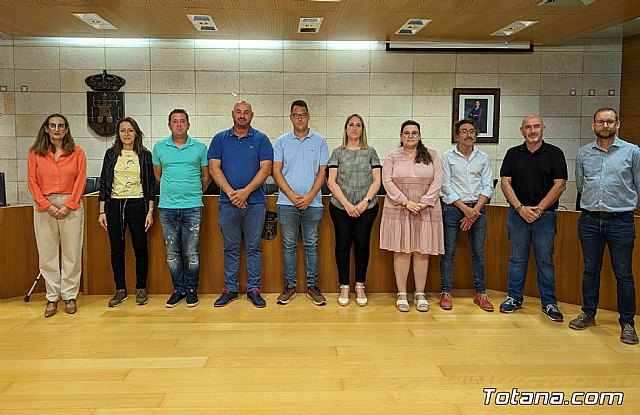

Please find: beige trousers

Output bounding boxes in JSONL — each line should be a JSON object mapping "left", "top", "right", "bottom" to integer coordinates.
{"left": 33, "top": 194, "right": 84, "bottom": 302}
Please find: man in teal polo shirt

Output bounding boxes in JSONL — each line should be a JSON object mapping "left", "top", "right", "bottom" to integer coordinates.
{"left": 273, "top": 100, "right": 329, "bottom": 306}
{"left": 152, "top": 109, "right": 211, "bottom": 308}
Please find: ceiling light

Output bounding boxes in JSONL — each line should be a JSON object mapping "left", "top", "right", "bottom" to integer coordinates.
{"left": 491, "top": 20, "right": 539, "bottom": 36}
{"left": 187, "top": 15, "right": 218, "bottom": 32}
{"left": 298, "top": 17, "right": 323, "bottom": 33}
{"left": 72, "top": 13, "right": 117, "bottom": 30}
{"left": 395, "top": 19, "right": 431, "bottom": 35}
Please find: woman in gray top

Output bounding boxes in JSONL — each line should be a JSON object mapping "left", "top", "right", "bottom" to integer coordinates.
{"left": 327, "top": 114, "right": 382, "bottom": 306}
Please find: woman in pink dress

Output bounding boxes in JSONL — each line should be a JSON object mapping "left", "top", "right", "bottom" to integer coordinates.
{"left": 379, "top": 120, "right": 444, "bottom": 312}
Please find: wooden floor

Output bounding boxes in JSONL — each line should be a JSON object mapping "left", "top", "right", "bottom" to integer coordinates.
{"left": 1, "top": 289, "right": 639, "bottom": 415}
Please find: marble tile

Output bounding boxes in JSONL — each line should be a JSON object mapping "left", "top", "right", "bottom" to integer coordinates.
{"left": 150, "top": 71, "right": 195, "bottom": 94}
{"left": 283, "top": 41, "right": 327, "bottom": 50}
{"left": 581, "top": 73, "right": 621, "bottom": 97}
{"left": 195, "top": 49, "right": 239, "bottom": 71}
{"left": 283, "top": 95, "right": 327, "bottom": 117}
{"left": 455, "top": 73, "right": 498, "bottom": 88}
{"left": 14, "top": 69, "right": 60, "bottom": 92}
{"left": 0, "top": 46, "right": 15, "bottom": 69}
{"left": 151, "top": 48, "right": 195, "bottom": 71}
{"left": 412, "top": 96, "right": 451, "bottom": 117}
{"left": 369, "top": 73, "right": 412, "bottom": 95}
{"left": 541, "top": 117, "right": 582, "bottom": 140}
{"left": 74, "top": 137, "right": 108, "bottom": 161}
{"left": 15, "top": 92, "right": 60, "bottom": 115}
{"left": 284, "top": 49, "right": 327, "bottom": 73}
{"left": 150, "top": 94, "right": 196, "bottom": 120}
{"left": 239, "top": 49, "right": 283, "bottom": 72}
{"left": 14, "top": 46, "right": 59, "bottom": 69}
{"left": 326, "top": 95, "right": 370, "bottom": 117}
{"left": 540, "top": 51, "right": 584, "bottom": 74}
{"left": 500, "top": 96, "right": 540, "bottom": 117}
{"left": 413, "top": 54, "right": 456, "bottom": 73}
{"left": 327, "top": 50, "right": 370, "bottom": 72}
{"left": 195, "top": 93, "right": 237, "bottom": 117}
{"left": 370, "top": 51, "right": 413, "bottom": 73}
{"left": 197, "top": 71, "right": 240, "bottom": 94}
{"left": 0, "top": 114, "right": 16, "bottom": 136}
{"left": 240, "top": 72, "right": 283, "bottom": 94}
{"left": 413, "top": 73, "right": 455, "bottom": 95}
{"left": 251, "top": 116, "right": 285, "bottom": 139}
{"left": 583, "top": 52, "right": 621, "bottom": 74}
{"left": 367, "top": 116, "right": 407, "bottom": 139}
{"left": 0, "top": 92, "right": 15, "bottom": 114}
{"left": 194, "top": 115, "right": 234, "bottom": 140}
{"left": 540, "top": 74, "right": 583, "bottom": 96}
{"left": 124, "top": 93, "right": 151, "bottom": 116}
{"left": 149, "top": 39, "right": 194, "bottom": 49}
{"left": 0, "top": 136, "right": 17, "bottom": 159}
{"left": 456, "top": 54, "right": 499, "bottom": 74}
{"left": 540, "top": 96, "right": 582, "bottom": 117}
{"left": 60, "top": 47, "right": 105, "bottom": 70}
{"left": 60, "top": 92, "right": 87, "bottom": 115}
{"left": 498, "top": 74, "right": 540, "bottom": 96}
{"left": 499, "top": 52, "right": 541, "bottom": 74}
{"left": 0, "top": 69, "right": 14, "bottom": 91}
{"left": 283, "top": 72, "right": 326, "bottom": 95}
{"left": 580, "top": 95, "right": 619, "bottom": 117}
{"left": 369, "top": 96, "right": 412, "bottom": 117}
{"left": 327, "top": 73, "right": 370, "bottom": 95}
{"left": 106, "top": 47, "right": 151, "bottom": 71}
{"left": 0, "top": 158, "right": 17, "bottom": 181}
{"left": 235, "top": 95, "right": 284, "bottom": 117}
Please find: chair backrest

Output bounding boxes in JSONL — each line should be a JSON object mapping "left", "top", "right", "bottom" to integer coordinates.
{"left": 0, "top": 172, "right": 6, "bottom": 207}
{"left": 204, "top": 181, "right": 220, "bottom": 195}
{"left": 84, "top": 176, "right": 100, "bottom": 195}
{"left": 263, "top": 176, "right": 278, "bottom": 195}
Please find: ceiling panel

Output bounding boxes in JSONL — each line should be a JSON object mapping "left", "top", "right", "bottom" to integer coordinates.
{"left": 0, "top": 0, "right": 639, "bottom": 44}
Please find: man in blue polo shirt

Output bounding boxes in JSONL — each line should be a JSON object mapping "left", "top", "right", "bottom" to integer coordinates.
{"left": 208, "top": 101, "right": 273, "bottom": 308}
{"left": 273, "top": 100, "right": 330, "bottom": 306}
{"left": 153, "top": 109, "right": 211, "bottom": 308}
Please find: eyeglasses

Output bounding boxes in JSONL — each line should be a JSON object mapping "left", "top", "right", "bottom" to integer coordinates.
{"left": 291, "top": 113, "right": 308, "bottom": 119}
{"left": 402, "top": 131, "right": 420, "bottom": 137}
{"left": 459, "top": 129, "right": 477, "bottom": 135}
{"left": 595, "top": 120, "right": 618, "bottom": 126}
{"left": 47, "top": 123, "right": 67, "bottom": 130}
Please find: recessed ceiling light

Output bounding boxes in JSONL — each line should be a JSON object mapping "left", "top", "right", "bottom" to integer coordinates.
{"left": 491, "top": 20, "right": 538, "bottom": 36}
{"left": 395, "top": 19, "right": 431, "bottom": 35}
{"left": 72, "top": 13, "right": 117, "bottom": 30}
{"left": 298, "top": 17, "right": 323, "bottom": 33}
{"left": 187, "top": 15, "right": 218, "bottom": 32}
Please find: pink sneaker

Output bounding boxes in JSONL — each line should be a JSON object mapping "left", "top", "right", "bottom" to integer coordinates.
{"left": 474, "top": 293, "right": 494, "bottom": 312}
{"left": 439, "top": 292, "right": 453, "bottom": 310}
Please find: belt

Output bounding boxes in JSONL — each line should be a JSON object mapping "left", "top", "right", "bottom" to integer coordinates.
{"left": 584, "top": 210, "right": 633, "bottom": 219}
{"left": 462, "top": 201, "right": 477, "bottom": 208}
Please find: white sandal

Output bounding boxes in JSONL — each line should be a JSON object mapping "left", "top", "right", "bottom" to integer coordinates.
{"left": 396, "top": 292, "right": 409, "bottom": 312}
{"left": 355, "top": 283, "right": 367, "bottom": 307}
{"left": 414, "top": 292, "right": 429, "bottom": 312}
{"left": 338, "top": 284, "right": 350, "bottom": 306}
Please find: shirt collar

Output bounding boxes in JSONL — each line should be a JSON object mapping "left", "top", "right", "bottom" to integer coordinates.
{"left": 166, "top": 135, "right": 194, "bottom": 148}
{"left": 591, "top": 135, "right": 621, "bottom": 151}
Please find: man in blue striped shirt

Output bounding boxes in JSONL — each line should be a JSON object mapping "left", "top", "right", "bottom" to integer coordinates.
{"left": 570, "top": 107, "right": 639, "bottom": 345}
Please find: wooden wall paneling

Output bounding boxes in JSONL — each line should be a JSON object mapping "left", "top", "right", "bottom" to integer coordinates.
{"left": 0, "top": 206, "right": 41, "bottom": 299}
{"left": 620, "top": 34, "right": 640, "bottom": 143}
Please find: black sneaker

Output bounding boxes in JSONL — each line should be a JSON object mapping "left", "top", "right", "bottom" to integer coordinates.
{"left": 568, "top": 312, "right": 596, "bottom": 330}
{"left": 186, "top": 289, "right": 199, "bottom": 307}
{"left": 621, "top": 324, "right": 639, "bottom": 345}
{"left": 108, "top": 289, "right": 128, "bottom": 307}
{"left": 247, "top": 290, "right": 266, "bottom": 308}
{"left": 499, "top": 296, "right": 522, "bottom": 313}
{"left": 214, "top": 289, "right": 238, "bottom": 307}
{"left": 542, "top": 304, "right": 563, "bottom": 322}
{"left": 165, "top": 291, "right": 186, "bottom": 308}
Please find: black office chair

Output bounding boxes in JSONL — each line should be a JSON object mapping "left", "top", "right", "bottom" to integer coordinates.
{"left": 0, "top": 171, "right": 6, "bottom": 207}
{"left": 264, "top": 176, "right": 278, "bottom": 195}
{"left": 84, "top": 176, "right": 100, "bottom": 195}
{"left": 204, "top": 181, "right": 220, "bottom": 195}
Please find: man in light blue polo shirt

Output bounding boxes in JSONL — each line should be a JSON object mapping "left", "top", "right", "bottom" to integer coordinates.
{"left": 152, "top": 109, "right": 211, "bottom": 308}
{"left": 439, "top": 118, "right": 494, "bottom": 312}
{"left": 273, "top": 100, "right": 329, "bottom": 306}
{"left": 208, "top": 101, "right": 273, "bottom": 308}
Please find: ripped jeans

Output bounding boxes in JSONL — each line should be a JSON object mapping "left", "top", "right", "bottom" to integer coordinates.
{"left": 158, "top": 207, "right": 202, "bottom": 293}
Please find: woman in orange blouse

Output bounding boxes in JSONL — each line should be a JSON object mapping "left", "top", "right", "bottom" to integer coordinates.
{"left": 28, "top": 114, "right": 86, "bottom": 318}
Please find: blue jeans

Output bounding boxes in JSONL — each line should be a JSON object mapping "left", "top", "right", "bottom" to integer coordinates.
{"left": 219, "top": 202, "right": 265, "bottom": 292}
{"left": 440, "top": 204, "right": 486, "bottom": 293}
{"left": 158, "top": 207, "right": 202, "bottom": 293}
{"left": 506, "top": 208, "right": 558, "bottom": 306}
{"left": 578, "top": 212, "right": 636, "bottom": 327}
{"left": 277, "top": 204, "right": 323, "bottom": 287}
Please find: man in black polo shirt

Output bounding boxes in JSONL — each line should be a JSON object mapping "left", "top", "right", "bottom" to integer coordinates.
{"left": 499, "top": 115, "right": 567, "bottom": 321}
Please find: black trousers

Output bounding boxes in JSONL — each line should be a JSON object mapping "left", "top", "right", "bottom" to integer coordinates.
{"left": 329, "top": 203, "right": 379, "bottom": 285}
{"left": 106, "top": 198, "right": 148, "bottom": 290}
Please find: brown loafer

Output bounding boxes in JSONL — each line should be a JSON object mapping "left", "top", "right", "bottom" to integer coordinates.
{"left": 44, "top": 301, "right": 58, "bottom": 318}
{"left": 64, "top": 299, "right": 77, "bottom": 314}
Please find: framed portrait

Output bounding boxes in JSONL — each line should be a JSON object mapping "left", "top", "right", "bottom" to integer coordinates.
{"left": 452, "top": 88, "right": 500, "bottom": 143}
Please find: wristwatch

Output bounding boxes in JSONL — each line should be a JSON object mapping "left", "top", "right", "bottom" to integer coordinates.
{"left": 515, "top": 204, "right": 523, "bottom": 212}
{"left": 363, "top": 197, "right": 372, "bottom": 203}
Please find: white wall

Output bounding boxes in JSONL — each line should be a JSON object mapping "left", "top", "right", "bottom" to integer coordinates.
{"left": 0, "top": 37, "right": 622, "bottom": 207}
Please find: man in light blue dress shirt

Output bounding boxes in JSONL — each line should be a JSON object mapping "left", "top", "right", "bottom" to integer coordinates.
{"left": 570, "top": 107, "right": 639, "bottom": 345}
{"left": 440, "top": 118, "right": 495, "bottom": 312}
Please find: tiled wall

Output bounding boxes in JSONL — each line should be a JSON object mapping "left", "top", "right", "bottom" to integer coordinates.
{"left": 0, "top": 37, "right": 622, "bottom": 207}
